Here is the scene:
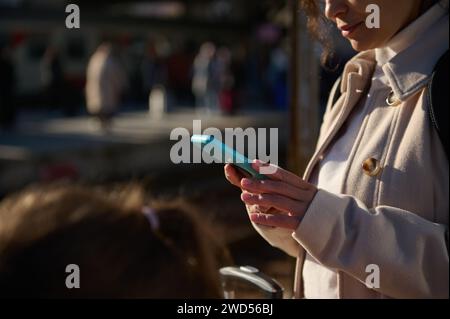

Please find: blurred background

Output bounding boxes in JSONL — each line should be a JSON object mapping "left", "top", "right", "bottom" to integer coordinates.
{"left": 0, "top": 0, "right": 355, "bottom": 297}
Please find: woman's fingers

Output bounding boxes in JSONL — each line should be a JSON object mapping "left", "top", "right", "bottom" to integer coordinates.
{"left": 241, "top": 191, "right": 308, "bottom": 217}
{"left": 252, "top": 160, "right": 311, "bottom": 190}
{"left": 246, "top": 204, "right": 272, "bottom": 214}
{"left": 224, "top": 164, "right": 244, "bottom": 188}
{"left": 241, "top": 178, "right": 313, "bottom": 202}
{"left": 226, "top": 161, "right": 317, "bottom": 230}
{"left": 249, "top": 213, "right": 301, "bottom": 230}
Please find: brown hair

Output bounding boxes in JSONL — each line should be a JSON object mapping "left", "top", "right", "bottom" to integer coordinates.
{"left": 299, "top": 0, "right": 334, "bottom": 65}
{"left": 0, "top": 183, "right": 231, "bottom": 298}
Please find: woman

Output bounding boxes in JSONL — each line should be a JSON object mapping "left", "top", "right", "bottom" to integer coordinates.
{"left": 0, "top": 184, "right": 229, "bottom": 298}
{"left": 86, "top": 43, "right": 127, "bottom": 130}
{"left": 225, "top": 0, "right": 448, "bottom": 298}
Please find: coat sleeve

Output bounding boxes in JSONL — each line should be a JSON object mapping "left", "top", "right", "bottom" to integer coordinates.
{"left": 293, "top": 189, "right": 449, "bottom": 299}
{"left": 250, "top": 222, "right": 300, "bottom": 258}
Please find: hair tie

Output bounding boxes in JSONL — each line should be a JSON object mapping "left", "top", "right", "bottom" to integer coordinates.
{"left": 142, "top": 206, "right": 160, "bottom": 231}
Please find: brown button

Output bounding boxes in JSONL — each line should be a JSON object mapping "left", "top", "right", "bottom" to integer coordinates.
{"left": 362, "top": 158, "right": 383, "bottom": 177}
{"left": 386, "top": 91, "right": 401, "bottom": 106}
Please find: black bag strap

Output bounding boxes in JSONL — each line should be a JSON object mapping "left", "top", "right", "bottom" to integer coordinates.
{"left": 328, "top": 50, "right": 449, "bottom": 158}
{"left": 427, "top": 50, "right": 449, "bottom": 158}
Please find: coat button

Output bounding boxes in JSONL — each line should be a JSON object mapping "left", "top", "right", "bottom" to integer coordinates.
{"left": 386, "top": 90, "right": 401, "bottom": 106}
{"left": 362, "top": 158, "right": 383, "bottom": 177}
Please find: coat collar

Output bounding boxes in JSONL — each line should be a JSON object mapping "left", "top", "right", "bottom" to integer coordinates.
{"left": 376, "top": 1, "right": 449, "bottom": 101}
{"left": 304, "top": 1, "right": 448, "bottom": 181}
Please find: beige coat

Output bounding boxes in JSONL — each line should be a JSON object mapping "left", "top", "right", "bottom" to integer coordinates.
{"left": 86, "top": 46, "right": 127, "bottom": 116}
{"left": 252, "top": 8, "right": 449, "bottom": 299}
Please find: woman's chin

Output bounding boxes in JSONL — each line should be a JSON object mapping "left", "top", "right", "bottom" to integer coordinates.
{"left": 349, "top": 39, "right": 376, "bottom": 52}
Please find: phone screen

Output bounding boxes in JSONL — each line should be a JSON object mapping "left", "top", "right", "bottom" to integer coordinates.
{"left": 191, "top": 135, "right": 266, "bottom": 180}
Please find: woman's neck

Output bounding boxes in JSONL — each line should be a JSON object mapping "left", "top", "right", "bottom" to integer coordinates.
{"left": 399, "top": 0, "right": 425, "bottom": 34}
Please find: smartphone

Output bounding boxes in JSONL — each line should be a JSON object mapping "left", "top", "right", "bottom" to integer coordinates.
{"left": 191, "top": 135, "right": 267, "bottom": 180}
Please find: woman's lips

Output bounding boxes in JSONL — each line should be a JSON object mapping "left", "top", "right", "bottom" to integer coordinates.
{"left": 339, "top": 21, "right": 364, "bottom": 38}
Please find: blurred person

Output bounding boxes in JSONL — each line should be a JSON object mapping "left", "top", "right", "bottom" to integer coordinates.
{"left": 128, "top": 45, "right": 146, "bottom": 103}
{"left": 0, "top": 184, "right": 230, "bottom": 298}
{"left": 267, "top": 45, "right": 289, "bottom": 111}
{"left": 0, "top": 42, "right": 16, "bottom": 130}
{"left": 243, "top": 42, "right": 267, "bottom": 109}
{"left": 41, "top": 46, "right": 65, "bottom": 113}
{"left": 142, "top": 42, "right": 170, "bottom": 118}
{"left": 142, "top": 43, "right": 168, "bottom": 98}
{"left": 229, "top": 45, "right": 247, "bottom": 113}
{"left": 148, "top": 85, "right": 168, "bottom": 119}
{"left": 166, "top": 43, "right": 195, "bottom": 107}
{"left": 192, "top": 42, "right": 218, "bottom": 114}
{"left": 225, "top": 0, "right": 449, "bottom": 299}
{"left": 216, "top": 47, "right": 236, "bottom": 115}
{"left": 86, "top": 43, "right": 127, "bottom": 131}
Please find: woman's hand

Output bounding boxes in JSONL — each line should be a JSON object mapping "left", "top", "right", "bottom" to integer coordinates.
{"left": 224, "top": 160, "right": 318, "bottom": 230}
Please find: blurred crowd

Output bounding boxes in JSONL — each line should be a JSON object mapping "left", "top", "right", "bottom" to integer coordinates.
{"left": 0, "top": 34, "right": 290, "bottom": 131}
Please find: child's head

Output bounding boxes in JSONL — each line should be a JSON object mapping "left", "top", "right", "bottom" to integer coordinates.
{"left": 0, "top": 184, "right": 229, "bottom": 298}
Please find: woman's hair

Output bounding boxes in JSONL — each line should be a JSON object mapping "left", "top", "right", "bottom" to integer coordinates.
{"left": 299, "top": 0, "right": 334, "bottom": 65}
{"left": 0, "top": 183, "right": 231, "bottom": 298}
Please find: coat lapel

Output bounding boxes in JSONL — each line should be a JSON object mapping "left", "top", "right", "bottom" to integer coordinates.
{"left": 303, "top": 51, "right": 376, "bottom": 182}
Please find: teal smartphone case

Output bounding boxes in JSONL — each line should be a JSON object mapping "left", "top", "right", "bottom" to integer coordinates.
{"left": 191, "top": 135, "right": 267, "bottom": 180}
